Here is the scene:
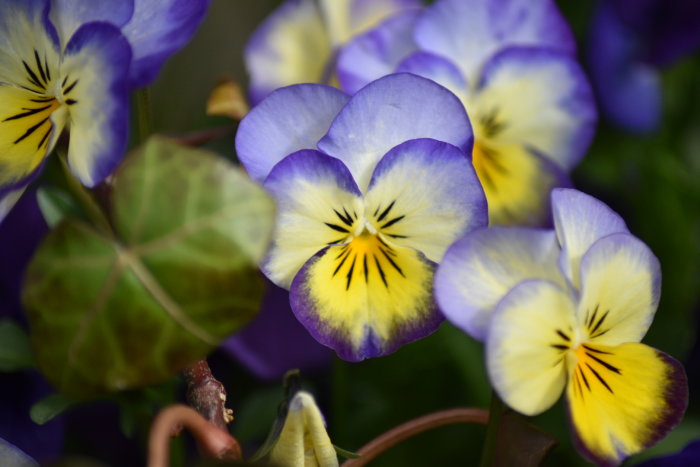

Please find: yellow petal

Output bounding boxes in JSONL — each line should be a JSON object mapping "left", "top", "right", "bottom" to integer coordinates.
{"left": 567, "top": 342, "right": 688, "bottom": 466}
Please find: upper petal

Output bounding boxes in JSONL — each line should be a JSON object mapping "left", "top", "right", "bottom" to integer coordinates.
{"left": 337, "top": 9, "right": 421, "bottom": 94}
{"left": 318, "top": 73, "right": 473, "bottom": 191}
{"left": 319, "top": 0, "right": 420, "bottom": 46}
{"left": 236, "top": 84, "right": 350, "bottom": 183}
{"left": 436, "top": 227, "right": 564, "bottom": 342}
{"left": 414, "top": 0, "right": 575, "bottom": 82}
{"left": 486, "top": 279, "right": 576, "bottom": 415}
{"left": 396, "top": 51, "right": 468, "bottom": 95}
{"left": 577, "top": 233, "right": 661, "bottom": 346}
{"left": 262, "top": 149, "right": 363, "bottom": 289}
{"left": 120, "top": 0, "right": 211, "bottom": 87}
{"left": 290, "top": 238, "right": 442, "bottom": 361}
{"left": 552, "top": 188, "right": 629, "bottom": 289}
{"left": 48, "top": 0, "right": 134, "bottom": 48}
{"left": 245, "top": 0, "right": 331, "bottom": 105}
{"left": 364, "top": 138, "right": 487, "bottom": 262}
{"left": 473, "top": 47, "right": 597, "bottom": 171}
{"left": 61, "top": 23, "right": 131, "bottom": 187}
{"left": 567, "top": 343, "right": 687, "bottom": 466}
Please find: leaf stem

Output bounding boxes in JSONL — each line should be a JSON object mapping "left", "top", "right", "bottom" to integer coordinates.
{"left": 479, "top": 391, "right": 504, "bottom": 467}
{"left": 135, "top": 88, "right": 154, "bottom": 142}
{"left": 341, "top": 408, "right": 488, "bottom": 466}
{"left": 58, "top": 152, "right": 113, "bottom": 235}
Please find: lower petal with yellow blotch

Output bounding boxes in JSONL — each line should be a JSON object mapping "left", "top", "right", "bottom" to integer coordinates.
{"left": 567, "top": 343, "right": 687, "bottom": 466}
{"left": 290, "top": 235, "right": 441, "bottom": 361}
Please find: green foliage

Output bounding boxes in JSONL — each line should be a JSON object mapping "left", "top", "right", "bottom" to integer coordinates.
{"left": 29, "top": 393, "right": 75, "bottom": 425}
{"left": 23, "top": 137, "right": 275, "bottom": 399}
{"left": 0, "top": 319, "right": 34, "bottom": 371}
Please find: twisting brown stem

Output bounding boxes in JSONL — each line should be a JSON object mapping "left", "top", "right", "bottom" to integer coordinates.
{"left": 147, "top": 404, "right": 241, "bottom": 467}
{"left": 341, "top": 408, "right": 489, "bottom": 467}
{"left": 183, "top": 359, "right": 233, "bottom": 431}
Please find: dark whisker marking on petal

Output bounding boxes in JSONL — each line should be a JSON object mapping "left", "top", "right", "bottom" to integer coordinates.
{"left": 333, "top": 249, "right": 351, "bottom": 277}
{"left": 37, "top": 126, "right": 51, "bottom": 149}
{"left": 376, "top": 200, "right": 395, "bottom": 222}
{"left": 479, "top": 146, "right": 508, "bottom": 174}
{"left": 327, "top": 237, "right": 345, "bottom": 246}
{"left": 334, "top": 208, "right": 353, "bottom": 227}
{"left": 550, "top": 344, "right": 568, "bottom": 350}
{"left": 63, "top": 79, "right": 78, "bottom": 95}
{"left": 556, "top": 329, "right": 570, "bottom": 341}
{"left": 578, "top": 366, "right": 591, "bottom": 392}
{"left": 22, "top": 60, "right": 43, "bottom": 89}
{"left": 590, "top": 310, "right": 609, "bottom": 335}
{"left": 363, "top": 254, "right": 368, "bottom": 283}
{"left": 387, "top": 234, "right": 408, "bottom": 239}
{"left": 66, "top": 99, "right": 77, "bottom": 106}
{"left": 581, "top": 345, "right": 612, "bottom": 355}
{"left": 44, "top": 57, "right": 51, "bottom": 81}
{"left": 30, "top": 97, "right": 54, "bottom": 103}
{"left": 373, "top": 254, "right": 387, "bottom": 287}
{"left": 591, "top": 328, "right": 609, "bottom": 339}
{"left": 34, "top": 50, "right": 47, "bottom": 84}
{"left": 380, "top": 248, "right": 404, "bottom": 277}
{"left": 343, "top": 207, "right": 354, "bottom": 224}
{"left": 586, "top": 353, "right": 621, "bottom": 374}
{"left": 335, "top": 245, "right": 348, "bottom": 259}
{"left": 373, "top": 205, "right": 380, "bottom": 217}
{"left": 376, "top": 237, "right": 396, "bottom": 255}
{"left": 585, "top": 363, "right": 613, "bottom": 393}
{"left": 14, "top": 117, "right": 49, "bottom": 144}
{"left": 381, "top": 215, "right": 405, "bottom": 229}
{"left": 61, "top": 76, "right": 68, "bottom": 88}
{"left": 345, "top": 254, "right": 357, "bottom": 290}
{"left": 352, "top": 210, "right": 357, "bottom": 219}
{"left": 587, "top": 304, "right": 599, "bottom": 328}
{"left": 3, "top": 105, "right": 52, "bottom": 121}
{"left": 573, "top": 371, "right": 583, "bottom": 398}
{"left": 324, "top": 222, "right": 349, "bottom": 233}
{"left": 19, "top": 84, "right": 43, "bottom": 93}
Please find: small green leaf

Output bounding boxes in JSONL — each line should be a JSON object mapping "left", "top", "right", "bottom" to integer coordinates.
{"left": 29, "top": 393, "right": 75, "bottom": 425}
{"left": 36, "top": 186, "right": 80, "bottom": 228}
{"left": 24, "top": 137, "right": 275, "bottom": 399}
{"left": 0, "top": 320, "right": 34, "bottom": 371}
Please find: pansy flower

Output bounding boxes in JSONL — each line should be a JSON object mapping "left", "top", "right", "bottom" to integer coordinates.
{"left": 0, "top": 0, "right": 210, "bottom": 221}
{"left": 336, "top": 0, "right": 597, "bottom": 226}
{"left": 587, "top": 0, "right": 700, "bottom": 133}
{"left": 236, "top": 73, "right": 487, "bottom": 361}
{"left": 435, "top": 188, "right": 688, "bottom": 465}
{"left": 245, "top": 0, "right": 420, "bottom": 104}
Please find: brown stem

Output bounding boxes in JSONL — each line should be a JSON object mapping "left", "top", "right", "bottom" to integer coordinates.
{"left": 183, "top": 360, "right": 232, "bottom": 431}
{"left": 170, "top": 125, "right": 233, "bottom": 147}
{"left": 341, "top": 408, "right": 489, "bottom": 467}
{"left": 147, "top": 404, "right": 241, "bottom": 467}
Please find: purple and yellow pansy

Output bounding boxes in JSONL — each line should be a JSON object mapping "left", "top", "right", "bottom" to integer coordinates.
{"left": 236, "top": 73, "right": 487, "bottom": 361}
{"left": 0, "top": 0, "right": 209, "bottom": 221}
{"left": 335, "top": 0, "right": 597, "bottom": 226}
{"left": 435, "top": 188, "right": 688, "bottom": 465}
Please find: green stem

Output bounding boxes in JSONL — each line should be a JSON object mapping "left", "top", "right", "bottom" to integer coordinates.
{"left": 135, "top": 88, "right": 153, "bottom": 142}
{"left": 58, "top": 153, "right": 113, "bottom": 235}
{"left": 479, "top": 391, "right": 504, "bottom": 467}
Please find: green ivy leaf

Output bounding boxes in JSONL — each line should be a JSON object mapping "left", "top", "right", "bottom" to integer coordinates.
{"left": 23, "top": 137, "right": 275, "bottom": 399}
{"left": 0, "top": 319, "right": 34, "bottom": 372}
{"left": 29, "top": 393, "right": 75, "bottom": 425}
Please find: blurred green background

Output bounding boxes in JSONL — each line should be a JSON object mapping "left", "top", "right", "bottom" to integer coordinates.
{"left": 60, "top": 0, "right": 700, "bottom": 465}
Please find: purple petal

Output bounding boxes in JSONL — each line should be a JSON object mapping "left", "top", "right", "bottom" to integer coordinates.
{"left": 414, "top": 0, "right": 575, "bottom": 81}
{"left": 48, "top": 0, "right": 134, "bottom": 47}
{"left": 223, "top": 280, "right": 333, "bottom": 381}
{"left": 337, "top": 9, "right": 421, "bottom": 94}
{"left": 121, "top": 0, "right": 211, "bottom": 87}
{"left": 587, "top": 2, "right": 662, "bottom": 133}
{"left": 236, "top": 84, "right": 350, "bottom": 183}
{"left": 62, "top": 22, "right": 131, "bottom": 187}
{"left": 318, "top": 73, "right": 473, "bottom": 191}
{"left": 396, "top": 51, "right": 468, "bottom": 94}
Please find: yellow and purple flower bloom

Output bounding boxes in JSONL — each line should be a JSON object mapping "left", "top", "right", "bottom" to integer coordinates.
{"left": 236, "top": 73, "right": 487, "bottom": 361}
{"left": 337, "top": 0, "right": 597, "bottom": 226}
{"left": 435, "top": 188, "right": 688, "bottom": 465}
{"left": 0, "top": 0, "right": 209, "bottom": 220}
{"left": 245, "top": 0, "right": 419, "bottom": 104}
